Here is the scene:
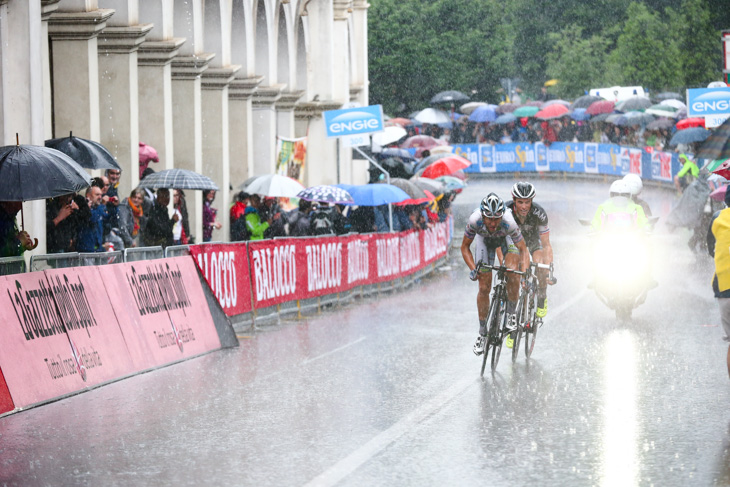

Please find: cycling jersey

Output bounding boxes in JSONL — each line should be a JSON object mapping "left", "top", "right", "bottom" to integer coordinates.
{"left": 506, "top": 201, "right": 549, "bottom": 252}
{"left": 465, "top": 207, "right": 523, "bottom": 266}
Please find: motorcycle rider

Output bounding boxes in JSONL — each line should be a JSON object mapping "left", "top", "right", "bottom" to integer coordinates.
{"left": 506, "top": 182, "right": 553, "bottom": 322}
{"left": 461, "top": 193, "right": 529, "bottom": 356}
{"left": 591, "top": 180, "right": 649, "bottom": 232}
{"left": 623, "top": 173, "right": 652, "bottom": 217}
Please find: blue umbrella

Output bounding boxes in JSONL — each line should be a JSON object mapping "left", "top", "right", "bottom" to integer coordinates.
{"left": 570, "top": 108, "right": 591, "bottom": 121}
{"left": 468, "top": 105, "right": 497, "bottom": 123}
{"left": 494, "top": 113, "right": 517, "bottom": 125}
{"left": 336, "top": 183, "right": 410, "bottom": 206}
{"left": 669, "top": 127, "right": 711, "bottom": 146}
{"left": 381, "top": 148, "right": 416, "bottom": 161}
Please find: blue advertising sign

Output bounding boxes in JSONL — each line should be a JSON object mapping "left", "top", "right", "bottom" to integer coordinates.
{"left": 323, "top": 105, "right": 384, "bottom": 138}
{"left": 687, "top": 87, "right": 730, "bottom": 117}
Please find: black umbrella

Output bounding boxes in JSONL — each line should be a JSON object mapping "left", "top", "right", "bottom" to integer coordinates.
{"left": 669, "top": 127, "right": 711, "bottom": 146}
{"left": 571, "top": 95, "right": 604, "bottom": 109}
{"left": 590, "top": 113, "right": 612, "bottom": 123}
{"left": 430, "top": 90, "right": 470, "bottom": 105}
{"left": 45, "top": 131, "right": 120, "bottom": 170}
{"left": 137, "top": 168, "right": 218, "bottom": 190}
{"left": 654, "top": 92, "right": 684, "bottom": 102}
{"left": 369, "top": 157, "right": 414, "bottom": 182}
{"left": 615, "top": 96, "right": 652, "bottom": 112}
{"left": 696, "top": 116, "right": 730, "bottom": 161}
{"left": 646, "top": 118, "right": 675, "bottom": 130}
{"left": 377, "top": 178, "right": 427, "bottom": 200}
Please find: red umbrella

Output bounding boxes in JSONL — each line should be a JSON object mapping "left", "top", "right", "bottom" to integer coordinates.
{"left": 712, "top": 159, "right": 730, "bottom": 180}
{"left": 535, "top": 104, "right": 569, "bottom": 120}
{"left": 585, "top": 100, "right": 615, "bottom": 115}
{"left": 420, "top": 155, "right": 471, "bottom": 178}
{"left": 676, "top": 117, "right": 705, "bottom": 130}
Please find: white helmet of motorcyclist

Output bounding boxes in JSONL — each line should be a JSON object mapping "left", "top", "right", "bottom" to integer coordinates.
{"left": 609, "top": 179, "right": 631, "bottom": 197}
{"left": 623, "top": 173, "right": 643, "bottom": 196}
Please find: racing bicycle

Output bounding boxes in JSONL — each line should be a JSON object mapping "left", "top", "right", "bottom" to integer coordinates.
{"left": 475, "top": 260, "right": 524, "bottom": 376}
{"left": 511, "top": 262, "right": 556, "bottom": 362}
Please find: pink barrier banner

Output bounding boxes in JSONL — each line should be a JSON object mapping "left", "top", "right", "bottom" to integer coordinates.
{"left": 189, "top": 242, "right": 253, "bottom": 315}
{"left": 0, "top": 269, "right": 136, "bottom": 409}
{"left": 99, "top": 257, "right": 222, "bottom": 371}
{"left": 422, "top": 220, "right": 450, "bottom": 266}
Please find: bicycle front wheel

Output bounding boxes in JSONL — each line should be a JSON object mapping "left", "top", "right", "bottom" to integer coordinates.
{"left": 512, "top": 295, "right": 527, "bottom": 363}
{"left": 490, "top": 300, "right": 507, "bottom": 372}
{"left": 524, "top": 298, "right": 538, "bottom": 359}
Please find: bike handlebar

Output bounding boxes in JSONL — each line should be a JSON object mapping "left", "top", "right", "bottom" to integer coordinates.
{"left": 475, "top": 261, "right": 525, "bottom": 276}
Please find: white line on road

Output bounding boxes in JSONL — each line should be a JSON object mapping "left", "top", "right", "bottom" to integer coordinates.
{"left": 545, "top": 289, "right": 589, "bottom": 323}
{"left": 303, "top": 336, "right": 367, "bottom": 365}
{"left": 303, "top": 376, "right": 477, "bottom": 487}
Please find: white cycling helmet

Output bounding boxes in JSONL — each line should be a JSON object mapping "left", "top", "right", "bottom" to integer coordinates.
{"left": 480, "top": 193, "right": 506, "bottom": 218}
{"left": 623, "top": 173, "right": 643, "bottom": 196}
{"left": 511, "top": 181, "right": 536, "bottom": 199}
{"left": 609, "top": 180, "right": 631, "bottom": 197}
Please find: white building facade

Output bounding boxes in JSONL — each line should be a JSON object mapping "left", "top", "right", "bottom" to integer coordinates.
{"left": 1, "top": 0, "right": 370, "bottom": 252}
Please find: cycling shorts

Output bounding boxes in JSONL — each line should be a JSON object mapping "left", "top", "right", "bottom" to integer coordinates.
{"left": 475, "top": 235, "right": 518, "bottom": 266}
{"left": 525, "top": 237, "right": 543, "bottom": 254}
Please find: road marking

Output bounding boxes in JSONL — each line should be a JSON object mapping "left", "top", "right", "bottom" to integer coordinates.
{"left": 544, "top": 289, "right": 588, "bottom": 323}
{"left": 303, "top": 376, "right": 477, "bottom": 487}
{"left": 303, "top": 336, "right": 367, "bottom": 365}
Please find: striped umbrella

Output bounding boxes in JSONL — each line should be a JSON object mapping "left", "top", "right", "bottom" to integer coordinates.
{"left": 297, "top": 185, "right": 354, "bottom": 204}
{"left": 696, "top": 117, "right": 730, "bottom": 161}
{"left": 137, "top": 168, "right": 218, "bottom": 190}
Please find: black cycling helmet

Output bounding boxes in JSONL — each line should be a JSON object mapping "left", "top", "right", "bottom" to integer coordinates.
{"left": 511, "top": 181, "right": 536, "bottom": 199}
{"left": 480, "top": 193, "right": 505, "bottom": 218}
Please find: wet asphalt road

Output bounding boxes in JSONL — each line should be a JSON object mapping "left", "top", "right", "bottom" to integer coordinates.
{"left": 1, "top": 177, "right": 729, "bottom": 487}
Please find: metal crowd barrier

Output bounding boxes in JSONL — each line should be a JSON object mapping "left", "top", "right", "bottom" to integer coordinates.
{"left": 165, "top": 245, "right": 191, "bottom": 258}
{"left": 79, "top": 251, "right": 124, "bottom": 266}
{"left": 0, "top": 256, "right": 26, "bottom": 276}
{"left": 29, "top": 252, "right": 81, "bottom": 272}
{"left": 124, "top": 246, "right": 164, "bottom": 262}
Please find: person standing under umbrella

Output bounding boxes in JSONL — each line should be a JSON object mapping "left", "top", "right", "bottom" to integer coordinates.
{"left": 46, "top": 193, "right": 81, "bottom": 253}
{"left": 202, "top": 189, "right": 222, "bottom": 242}
{"left": 76, "top": 185, "right": 107, "bottom": 252}
{"left": 143, "top": 188, "right": 178, "bottom": 248}
{"left": 117, "top": 188, "right": 145, "bottom": 248}
{"left": 172, "top": 189, "right": 191, "bottom": 245}
{"left": 0, "top": 201, "right": 38, "bottom": 257}
{"left": 245, "top": 194, "right": 271, "bottom": 240}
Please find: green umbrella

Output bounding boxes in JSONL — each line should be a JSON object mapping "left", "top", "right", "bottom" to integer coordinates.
{"left": 645, "top": 104, "right": 678, "bottom": 118}
{"left": 703, "top": 158, "right": 729, "bottom": 173}
{"left": 513, "top": 106, "right": 540, "bottom": 118}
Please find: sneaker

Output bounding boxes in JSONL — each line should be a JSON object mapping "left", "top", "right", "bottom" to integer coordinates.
{"left": 504, "top": 313, "right": 517, "bottom": 333}
{"left": 505, "top": 332, "right": 514, "bottom": 349}
{"left": 473, "top": 336, "right": 486, "bottom": 356}
{"left": 536, "top": 299, "right": 548, "bottom": 318}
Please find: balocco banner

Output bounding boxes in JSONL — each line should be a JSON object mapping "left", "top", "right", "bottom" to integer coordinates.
{"left": 189, "top": 242, "right": 253, "bottom": 316}
{"left": 248, "top": 238, "right": 301, "bottom": 308}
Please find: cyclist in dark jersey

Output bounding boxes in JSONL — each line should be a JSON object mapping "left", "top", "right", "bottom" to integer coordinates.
{"left": 506, "top": 182, "right": 554, "bottom": 319}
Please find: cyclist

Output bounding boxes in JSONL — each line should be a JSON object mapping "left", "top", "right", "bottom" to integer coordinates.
{"left": 623, "top": 173, "right": 652, "bottom": 217}
{"left": 461, "top": 193, "right": 529, "bottom": 356}
{"left": 506, "top": 182, "right": 554, "bottom": 322}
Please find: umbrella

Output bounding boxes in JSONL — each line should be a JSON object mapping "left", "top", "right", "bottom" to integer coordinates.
{"left": 137, "top": 168, "right": 218, "bottom": 190}
{"left": 710, "top": 185, "right": 728, "bottom": 202}
{"left": 513, "top": 105, "right": 540, "bottom": 118}
{"left": 711, "top": 158, "right": 730, "bottom": 180}
{"left": 569, "top": 108, "right": 590, "bottom": 121}
{"left": 431, "top": 90, "right": 470, "bottom": 105}
{"left": 401, "top": 135, "right": 445, "bottom": 159}
{"left": 615, "top": 96, "right": 652, "bottom": 112}
{"left": 586, "top": 100, "right": 615, "bottom": 115}
{"left": 669, "top": 127, "right": 711, "bottom": 146}
{"left": 494, "top": 113, "right": 518, "bottom": 125}
{"left": 386, "top": 117, "right": 413, "bottom": 127}
{"left": 659, "top": 99, "right": 686, "bottom": 110}
{"left": 606, "top": 113, "right": 625, "bottom": 124}
{"left": 429, "top": 145, "right": 454, "bottom": 155}
{"left": 571, "top": 95, "right": 604, "bottom": 109}
{"left": 535, "top": 104, "right": 569, "bottom": 120}
{"left": 542, "top": 99, "right": 571, "bottom": 108}
{"left": 696, "top": 117, "right": 730, "bottom": 161}
{"left": 413, "top": 108, "right": 451, "bottom": 125}
{"left": 415, "top": 152, "right": 453, "bottom": 173}
{"left": 645, "top": 104, "right": 679, "bottom": 118}
{"left": 655, "top": 92, "right": 684, "bottom": 102}
{"left": 370, "top": 157, "right": 414, "bottom": 180}
{"left": 297, "top": 185, "right": 354, "bottom": 205}
{"left": 336, "top": 183, "right": 409, "bottom": 206}
{"left": 434, "top": 175, "right": 466, "bottom": 192}
{"left": 376, "top": 178, "right": 427, "bottom": 200}
{"left": 240, "top": 174, "right": 305, "bottom": 197}
{"left": 410, "top": 176, "right": 446, "bottom": 196}
{"left": 676, "top": 117, "right": 705, "bottom": 130}
{"left": 419, "top": 154, "right": 471, "bottom": 178}
{"left": 621, "top": 111, "right": 655, "bottom": 126}
{"left": 381, "top": 148, "right": 416, "bottom": 161}
{"left": 468, "top": 105, "right": 498, "bottom": 123}
{"left": 525, "top": 100, "right": 544, "bottom": 107}
{"left": 459, "top": 102, "right": 487, "bottom": 115}
{"left": 45, "top": 131, "right": 120, "bottom": 170}
{"left": 590, "top": 113, "right": 612, "bottom": 122}
{"left": 139, "top": 142, "right": 159, "bottom": 165}
{"left": 544, "top": 79, "right": 559, "bottom": 87}
{"left": 496, "top": 103, "right": 518, "bottom": 114}
{"left": 372, "top": 126, "right": 407, "bottom": 147}
{"left": 703, "top": 158, "right": 729, "bottom": 173}
{"left": 646, "top": 118, "right": 675, "bottom": 130}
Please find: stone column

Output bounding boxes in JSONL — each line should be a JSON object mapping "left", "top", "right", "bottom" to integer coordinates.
{"left": 251, "top": 84, "right": 284, "bottom": 176}
{"left": 275, "top": 90, "right": 304, "bottom": 140}
{"left": 294, "top": 101, "right": 342, "bottom": 186}
{"left": 48, "top": 8, "right": 114, "bottom": 141}
{"left": 137, "top": 38, "right": 185, "bottom": 173}
{"left": 350, "top": 0, "right": 370, "bottom": 107}
{"left": 41, "top": 1, "right": 61, "bottom": 140}
{"left": 201, "top": 65, "right": 240, "bottom": 243}
{"left": 98, "top": 23, "right": 152, "bottom": 199}
{"left": 171, "top": 52, "right": 214, "bottom": 245}
{"left": 229, "top": 76, "right": 263, "bottom": 186}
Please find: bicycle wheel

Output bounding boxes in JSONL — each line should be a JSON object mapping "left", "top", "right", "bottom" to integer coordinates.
{"left": 511, "top": 295, "right": 526, "bottom": 363}
{"left": 524, "top": 293, "right": 538, "bottom": 359}
{"left": 480, "top": 294, "right": 500, "bottom": 376}
{"left": 490, "top": 298, "right": 507, "bottom": 372}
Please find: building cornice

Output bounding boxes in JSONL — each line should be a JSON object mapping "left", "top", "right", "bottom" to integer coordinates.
{"left": 171, "top": 53, "right": 215, "bottom": 80}
{"left": 201, "top": 65, "right": 242, "bottom": 90}
{"left": 294, "top": 100, "right": 343, "bottom": 120}
{"left": 41, "top": 0, "right": 61, "bottom": 20}
{"left": 252, "top": 84, "right": 287, "bottom": 108}
{"left": 48, "top": 9, "right": 115, "bottom": 40}
{"left": 137, "top": 38, "right": 186, "bottom": 66}
{"left": 333, "top": 0, "right": 352, "bottom": 20}
{"left": 275, "top": 90, "right": 305, "bottom": 111}
{"left": 98, "top": 24, "right": 153, "bottom": 54}
{"left": 228, "top": 76, "right": 265, "bottom": 100}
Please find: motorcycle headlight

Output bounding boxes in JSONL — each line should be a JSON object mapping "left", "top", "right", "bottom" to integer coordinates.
{"left": 593, "top": 233, "right": 649, "bottom": 284}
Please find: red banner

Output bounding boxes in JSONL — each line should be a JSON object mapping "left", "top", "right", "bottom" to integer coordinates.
{"left": 189, "top": 242, "right": 253, "bottom": 315}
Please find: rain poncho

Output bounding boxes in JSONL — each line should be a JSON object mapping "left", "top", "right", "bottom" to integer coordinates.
{"left": 666, "top": 173, "right": 711, "bottom": 229}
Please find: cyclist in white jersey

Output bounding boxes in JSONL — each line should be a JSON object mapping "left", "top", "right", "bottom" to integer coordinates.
{"left": 461, "top": 193, "right": 529, "bottom": 355}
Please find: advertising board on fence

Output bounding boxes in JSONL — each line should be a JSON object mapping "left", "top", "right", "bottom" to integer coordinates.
{"left": 189, "top": 242, "right": 253, "bottom": 316}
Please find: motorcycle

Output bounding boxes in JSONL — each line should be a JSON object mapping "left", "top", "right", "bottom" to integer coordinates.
{"left": 579, "top": 217, "right": 658, "bottom": 320}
